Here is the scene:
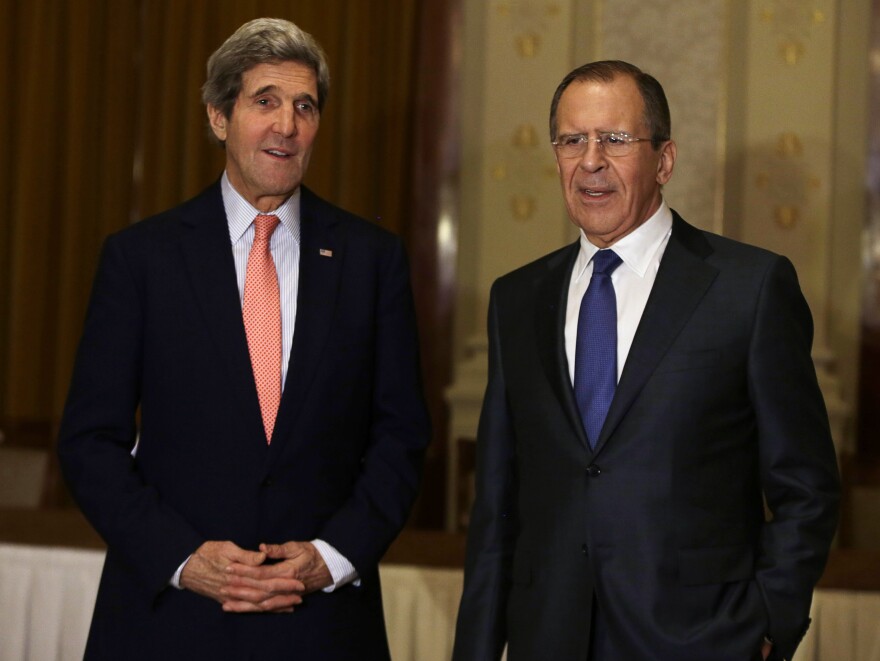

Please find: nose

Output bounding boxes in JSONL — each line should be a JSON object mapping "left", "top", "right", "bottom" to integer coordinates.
{"left": 274, "top": 105, "right": 297, "bottom": 138}
{"left": 578, "top": 139, "right": 606, "bottom": 172}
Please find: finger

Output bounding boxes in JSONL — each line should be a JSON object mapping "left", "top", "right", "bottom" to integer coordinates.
{"left": 260, "top": 542, "right": 298, "bottom": 559}
{"left": 224, "top": 545, "right": 267, "bottom": 567}
{"left": 226, "top": 574, "right": 305, "bottom": 594}
{"left": 226, "top": 562, "right": 274, "bottom": 579}
{"left": 227, "top": 561, "right": 300, "bottom": 582}
{"left": 197, "top": 541, "right": 264, "bottom": 569}
{"left": 220, "top": 583, "right": 270, "bottom": 602}
{"left": 258, "top": 593, "right": 303, "bottom": 611}
{"left": 221, "top": 599, "right": 293, "bottom": 613}
{"left": 221, "top": 574, "right": 306, "bottom": 600}
{"left": 221, "top": 593, "right": 302, "bottom": 613}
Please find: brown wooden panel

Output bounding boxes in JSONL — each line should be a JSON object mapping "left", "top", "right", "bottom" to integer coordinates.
{"left": 818, "top": 548, "right": 880, "bottom": 592}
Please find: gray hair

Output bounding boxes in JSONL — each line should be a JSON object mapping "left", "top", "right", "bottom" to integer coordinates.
{"left": 202, "top": 17, "right": 330, "bottom": 120}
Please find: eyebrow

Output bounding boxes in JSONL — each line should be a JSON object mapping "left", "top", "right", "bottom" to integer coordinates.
{"left": 560, "top": 129, "right": 631, "bottom": 136}
{"left": 251, "top": 85, "right": 278, "bottom": 97}
{"left": 250, "top": 85, "right": 318, "bottom": 107}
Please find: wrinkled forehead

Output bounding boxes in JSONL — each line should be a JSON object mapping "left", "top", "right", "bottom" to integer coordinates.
{"left": 239, "top": 60, "right": 319, "bottom": 97}
{"left": 556, "top": 77, "right": 648, "bottom": 134}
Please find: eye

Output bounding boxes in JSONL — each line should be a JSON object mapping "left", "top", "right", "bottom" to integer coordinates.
{"left": 603, "top": 133, "right": 628, "bottom": 145}
{"left": 562, "top": 134, "right": 586, "bottom": 146}
{"left": 296, "top": 100, "right": 317, "bottom": 115}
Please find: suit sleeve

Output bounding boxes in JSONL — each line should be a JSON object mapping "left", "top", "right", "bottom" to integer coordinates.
{"left": 749, "top": 255, "right": 840, "bottom": 659}
{"left": 314, "top": 236, "right": 431, "bottom": 575}
{"left": 452, "top": 283, "right": 518, "bottom": 661}
{"left": 57, "top": 235, "right": 204, "bottom": 598}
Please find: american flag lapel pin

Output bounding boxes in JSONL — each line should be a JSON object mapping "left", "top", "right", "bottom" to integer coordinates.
{"left": 319, "top": 248, "right": 333, "bottom": 257}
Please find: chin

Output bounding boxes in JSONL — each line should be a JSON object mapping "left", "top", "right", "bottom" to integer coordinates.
{"left": 575, "top": 219, "right": 618, "bottom": 236}
{"left": 261, "top": 176, "right": 302, "bottom": 196}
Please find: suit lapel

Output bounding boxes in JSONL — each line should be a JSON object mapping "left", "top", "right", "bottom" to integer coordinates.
{"left": 535, "top": 242, "right": 591, "bottom": 449}
{"left": 177, "top": 184, "right": 267, "bottom": 445}
{"left": 594, "top": 213, "right": 717, "bottom": 453}
{"left": 268, "top": 188, "right": 342, "bottom": 460}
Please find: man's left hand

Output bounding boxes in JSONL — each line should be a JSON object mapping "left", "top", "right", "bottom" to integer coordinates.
{"left": 226, "top": 541, "right": 334, "bottom": 600}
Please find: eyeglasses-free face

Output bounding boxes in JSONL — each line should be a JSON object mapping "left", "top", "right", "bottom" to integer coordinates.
{"left": 207, "top": 60, "right": 320, "bottom": 213}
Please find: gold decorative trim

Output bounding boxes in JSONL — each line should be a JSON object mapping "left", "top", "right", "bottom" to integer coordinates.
{"left": 512, "top": 124, "right": 539, "bottom": 148}
{"left": 515, "top": 33, "right": 541, "bottom": 57}
{"left": 511, "top": 195, "right": 536, "bottom": 221}
{"left": 753, "top": 132, "right": 820, "bottom": 231}
{"left": 779, "top": 40, "right": 805, "bottom": 65}
{"left": 776, "top": 132, "right": 803, "bottom": 158}
{"left": 495, "top": 0, "right": 563, "bottom": 58}
{"left": 774, "top": 205, "right": 800, "bottom": 229}
{"left": 759, "top": 1, "right": 827, "bottom": 66}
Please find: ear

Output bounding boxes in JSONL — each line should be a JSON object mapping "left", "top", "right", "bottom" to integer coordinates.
{"left": 655, "top": 140, "right": 676, "bottom": 185}
{"left": 207, "top": 105, "right": 228, "bottom": 142}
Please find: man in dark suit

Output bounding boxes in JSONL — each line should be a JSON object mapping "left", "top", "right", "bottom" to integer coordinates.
{"left": 57, "top": 18, "right": 430, "bottom": 660}
{"left": 452, "top": 60, "right": 839, "bottom": 661}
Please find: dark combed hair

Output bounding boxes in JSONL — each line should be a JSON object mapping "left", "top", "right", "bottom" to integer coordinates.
{"left": 548, "top": 60, "right": 670, "bottom": 149}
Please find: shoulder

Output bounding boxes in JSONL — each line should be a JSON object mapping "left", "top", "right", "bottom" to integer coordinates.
{"left": 670, "top": 210, "right": 787, "bottom": 269}
{"left": 494, "top": 243, "right": 578, "bottom": 289}
{"left": 300, "top": 185, "right": 401, "bottom": 248}
{"left": 106, "top": 182, "right": 224, "bottom": 246}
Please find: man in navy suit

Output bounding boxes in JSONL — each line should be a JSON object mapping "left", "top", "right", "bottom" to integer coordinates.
{"left": 58, "top": 18, "right": 430, "bottom": 660}
{"left": 452, "top": 61, "right": 839, "bottom": 661}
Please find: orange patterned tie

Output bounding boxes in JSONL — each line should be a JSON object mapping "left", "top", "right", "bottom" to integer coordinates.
{"left": 243, "top": 214, "right": 281, "bottom": 443}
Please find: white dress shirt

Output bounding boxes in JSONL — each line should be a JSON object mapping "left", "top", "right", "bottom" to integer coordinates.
{"left": 564, "top": 201, "right": 674, "bottom": 385}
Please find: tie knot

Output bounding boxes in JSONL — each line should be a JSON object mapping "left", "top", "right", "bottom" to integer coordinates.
{"left": 592, "top": 249, "right": 622, "bottom": 276}
{"left": 253, "top": 214, "right": 280, "bottom": 243}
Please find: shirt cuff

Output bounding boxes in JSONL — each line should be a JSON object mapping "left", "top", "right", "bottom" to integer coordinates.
{"left": 311, "top": 539, "right": 360, "bottom": 592}
{"left": 170, "top": 555, "right": 192, "bottom": 589}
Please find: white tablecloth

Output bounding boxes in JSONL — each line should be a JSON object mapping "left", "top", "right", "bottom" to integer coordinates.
{"left": 0, "top": 545, "right": 98, "bottom": 661}
{"left": 0, "top": 543, "right": 462, "bottom": 661}
{"left": 1, "top": 542, "right": 878, "bottom": 660}
{"left": 795, "top": 589, "right": 880, "bottom": 660}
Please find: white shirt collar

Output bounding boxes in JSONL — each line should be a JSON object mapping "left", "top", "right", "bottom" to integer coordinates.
{"left": 572, "top": 200, "right": 673, "bottom": 282}
{"left": 221, "top": 171, "right": 301, "bottom": 244}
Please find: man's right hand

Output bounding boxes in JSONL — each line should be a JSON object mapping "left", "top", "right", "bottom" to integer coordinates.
{"left": 179, "top": 541, "right": 306, "bottom": 613}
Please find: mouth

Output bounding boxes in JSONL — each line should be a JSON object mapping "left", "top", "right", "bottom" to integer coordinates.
{"left": 264, "top": 148, "right": 293, "bottom": 160}
{"left": 580, "top": 187, "right": 613, "bottom": 199}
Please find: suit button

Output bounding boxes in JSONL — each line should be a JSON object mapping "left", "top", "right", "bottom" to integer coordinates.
{"left": 581, "top": 544, "right": 588, "bottom": 556}
{"left": 586, "top": 464, "right": 602, "bottom": 477}
{"left": 262, "top": 477, "right": 273, "bottom": 488}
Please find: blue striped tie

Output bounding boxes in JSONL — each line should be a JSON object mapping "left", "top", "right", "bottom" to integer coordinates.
{"left": 574, "top": 250, "right": 622, "bottom": 448}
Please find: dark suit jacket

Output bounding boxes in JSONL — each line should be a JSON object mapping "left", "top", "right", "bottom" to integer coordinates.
{"left": 58, "top": 182, "right": 431, "bottom": 660}
{"left": 452, "top": 212, "right": 839, "bottom": 661}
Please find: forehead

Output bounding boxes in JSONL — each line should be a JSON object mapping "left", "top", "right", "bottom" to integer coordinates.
{"left": 557, "top": 76, "right": 646, "bottom": 132}
{"left": 239, "top": 60, "right": 318, "bottom": 96}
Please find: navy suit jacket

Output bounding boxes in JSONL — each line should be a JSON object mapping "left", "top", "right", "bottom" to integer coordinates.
{"left": 452, "top": 213, "right": 839, "bottom": 661}
{"left": 58, "top": 182, "right": 430, "bottom": 660}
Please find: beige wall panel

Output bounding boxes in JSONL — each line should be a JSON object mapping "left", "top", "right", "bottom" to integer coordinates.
{"left": 458, "top": 1, "right": 576, "bottom": 341}
{"left": 594, "top": 0, "right": 730, "bottom": 232}
{"left": 475, "top": 2, "right": 574, "bottom": 298}
{"left": 740, "top": 1, "right": 837, "bottom": 346}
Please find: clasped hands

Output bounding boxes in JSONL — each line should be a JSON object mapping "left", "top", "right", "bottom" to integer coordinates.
{"left": 180, "top": 540, "right": 333, "bottom": 613}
